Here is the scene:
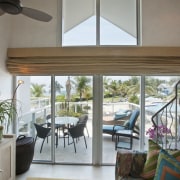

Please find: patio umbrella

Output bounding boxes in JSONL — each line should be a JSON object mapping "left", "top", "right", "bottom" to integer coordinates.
{"left": 66, "top": 76, "right": 71, "bottom": 112}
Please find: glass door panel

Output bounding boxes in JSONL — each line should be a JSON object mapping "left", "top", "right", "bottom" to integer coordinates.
{"left": 54, "top": 76, "right": 93, "bottom": 164}
{"left": 17, "top": 76, "right": 52, "bottom": 161}
{"left": 102, "top": 76, "right": 140, "bottom": 164}
{"left": 144, "top": 76, "right": 180, "bottom": 150}
{"left": 17, "top": 75, "right": 93, "bottom": 164}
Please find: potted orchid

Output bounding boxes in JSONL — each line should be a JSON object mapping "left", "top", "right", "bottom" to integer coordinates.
{"left": 146, "top": 124, "right": 171, "bottom": 145}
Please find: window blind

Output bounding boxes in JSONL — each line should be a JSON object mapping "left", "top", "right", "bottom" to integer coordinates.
{"left": 7, "top": 47, "right": 180, "bottom": 75}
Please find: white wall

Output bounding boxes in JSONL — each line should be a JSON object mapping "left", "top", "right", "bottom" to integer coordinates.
{"left": 141, "top": 0, "right": 180, "bottom": 46}
{"left": 1, "top": 0, "right": 180, "bottom": 99}
{"left": 9, "top": 0, "right": 58, "bottom": 47}
{"left": 0, "top": 14, "right": 13, "bottom": 99}
{"left": 9, "top": 0, "right": 180, "bottom": 47}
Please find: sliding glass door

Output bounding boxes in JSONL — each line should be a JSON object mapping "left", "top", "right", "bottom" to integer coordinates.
{"left": 16, "top": 75, "right": 180, "bottom": 165}
{"left": 54, "top": 76, "right": 93, "bottom": 163}
{"left": 102, "top": 76, "right": 140, "bottom": 164}
{"left": 16, "top": 75, "right": 93, "bottom": 164}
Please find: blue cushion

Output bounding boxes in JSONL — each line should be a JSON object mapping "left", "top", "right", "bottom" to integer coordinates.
{"left": 128, "top": 110, "right": 139, "bottom": 129}
{"left": 102, "top": 109, "right": 139, "bottom": 135}
{"left": 102, "top": 125, "right": 125, "bottom": 132}
{"left": 102, "top": 125, "right": 114, "bottom": 131}
{"left": 154, "top": 149, "right": 180, "bottom": 180}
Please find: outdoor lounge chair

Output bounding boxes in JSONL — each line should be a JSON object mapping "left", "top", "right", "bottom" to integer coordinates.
{"left": 102, "top": 109, "right": 140, "bottom": 141}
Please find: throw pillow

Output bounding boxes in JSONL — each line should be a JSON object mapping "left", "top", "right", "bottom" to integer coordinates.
{"left": 115, "top": 150, "right": 133, "bottom": 179}
{"left": 141, "top": 139, "right": 180, "bottom": 180}
{"left": 154, "top": 149, "right": 180, "bottom": 180}
{"left": 140, "top": 139, "right": 161, "bottom": 180}
{"left": 130, "top": 152, "right": 147, "bottom": 178}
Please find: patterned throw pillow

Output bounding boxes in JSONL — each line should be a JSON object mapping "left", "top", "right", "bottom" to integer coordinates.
{"left": 115, "top": 151, "right": 133, "bottom": 179}
{"left": 140, "top": 139, "right": 161, "bottom": 180}
{"left": 154, "top": 149, "right": 180, "bottom": 180}
{"left": 141, "top": 139, "right": 180, "bottom": 180}
{"left": 130, "top": 152, "right": 147, "bottom": 178}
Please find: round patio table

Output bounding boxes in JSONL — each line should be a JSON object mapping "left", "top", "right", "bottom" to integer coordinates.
{"left": 48, "top": 116, "right": 79, "bottom": 126}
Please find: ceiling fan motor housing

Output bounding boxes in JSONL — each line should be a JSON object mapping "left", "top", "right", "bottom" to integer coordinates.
{"left": 0, "top": 0, "right": 22, "bottom": 15}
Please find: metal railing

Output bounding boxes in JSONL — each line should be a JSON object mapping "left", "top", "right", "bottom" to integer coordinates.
{"left": 151, "top": 80, "right": 180, "bottom": 149}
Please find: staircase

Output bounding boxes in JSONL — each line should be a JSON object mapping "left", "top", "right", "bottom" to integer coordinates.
{"left": 151, "top": 80, "right": 180, "bottom": 150}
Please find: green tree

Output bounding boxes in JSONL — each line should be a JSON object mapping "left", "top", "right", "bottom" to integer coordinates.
{"left": 126, "top": 77, "right": 156, "bottom": 97}
{"left": 73, "top": 76, "right": 91, "bottom": 101}
{"left": 103, "top": 77, "right": 112, "bottom": 98}
{"left": 31, "top": 83, "right": 46, "bottom": 97}
{"left": 55, "top": 81, "right": 63, "bottom": 95}
{"left": 108, "top": 80, "right": 120, "bottom": 102}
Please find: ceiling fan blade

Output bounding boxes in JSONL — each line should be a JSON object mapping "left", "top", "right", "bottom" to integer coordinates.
{"left": 21, "top": 7, "right": 52, "bottom": 22}
{"left": 0, "top": 8, "right": 4, "bottom": 16}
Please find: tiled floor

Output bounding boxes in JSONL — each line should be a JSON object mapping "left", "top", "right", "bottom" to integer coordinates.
{"left": 16, "top": 136, "right": 140, "bottom": 180}
{"left": 16, "top": 164, "right": 115, "bottom": 180}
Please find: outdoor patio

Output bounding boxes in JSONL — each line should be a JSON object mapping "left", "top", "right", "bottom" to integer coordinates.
{"left": 32, "top": 117, "right": 140, "bottom": 164}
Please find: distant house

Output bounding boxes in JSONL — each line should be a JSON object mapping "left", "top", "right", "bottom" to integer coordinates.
{"left": 157, "top": 83, "right": 173, "bottom": 95}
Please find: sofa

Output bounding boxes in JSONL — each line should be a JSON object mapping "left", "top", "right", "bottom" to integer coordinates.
{"left": 115, "top": 149, "right": 147, "bottom": 180}
{"left": 115, "top": 139, "right": 180, "bottom": 180}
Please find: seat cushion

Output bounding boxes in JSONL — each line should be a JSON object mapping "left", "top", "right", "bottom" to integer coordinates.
{"left": 103, "top": 125, "right": 125, "bottom": 134}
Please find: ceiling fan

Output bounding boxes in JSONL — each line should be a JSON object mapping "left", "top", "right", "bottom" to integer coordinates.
{"left": 0, "top": 0, "right": 52, "bottom": 22}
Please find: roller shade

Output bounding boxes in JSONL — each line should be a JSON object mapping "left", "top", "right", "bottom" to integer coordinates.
{"left": 7, "top": 47, "right": 180, "bottom": 75}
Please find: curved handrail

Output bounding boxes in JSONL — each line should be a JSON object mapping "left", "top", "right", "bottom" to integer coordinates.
{"left": 151, "top": 96, "right": 176, "bottom": 126}
{"left": 151, "top": 80, "right": 180, "bottom": 149}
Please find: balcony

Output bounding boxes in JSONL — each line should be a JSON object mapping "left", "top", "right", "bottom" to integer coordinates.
{"left": 18, "top": 101, "right": 140, "bottom": 164}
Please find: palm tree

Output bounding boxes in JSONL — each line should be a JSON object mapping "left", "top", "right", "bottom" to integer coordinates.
{"left": 73, "top": 76, "right": 91, "bottom": 101}
{"left": 118, "top": 83, "right": 129, "bottom": 98}
{"left": 31, "top": 83, "right": 46, "bottom": 97}
{"left": 84, "top": 86, "right": 92, "bottom": 103}
{"left": 55, "top": 81, "right": 63, "bottom": 95}
{"left": 103, "top": 77, "right": 112, "bottom": 98}
{"left": 108, "top": 80, "right": 120, "bottom": 102}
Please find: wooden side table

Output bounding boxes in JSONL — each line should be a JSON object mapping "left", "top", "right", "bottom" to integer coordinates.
{"left": 115, "top": 130, "right": 133, "bottom": 150}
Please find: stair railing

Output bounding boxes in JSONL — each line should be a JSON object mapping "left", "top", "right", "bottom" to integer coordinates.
{"left": 151, "top": 80, "right": 180, "bottom": 149}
